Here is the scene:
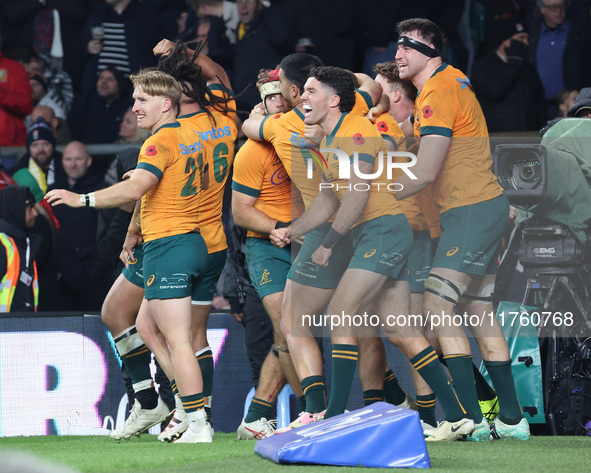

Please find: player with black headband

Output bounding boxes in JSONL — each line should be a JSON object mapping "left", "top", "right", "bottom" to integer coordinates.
{"left": 393, "top": 18, "right": 529, "bottom": 441}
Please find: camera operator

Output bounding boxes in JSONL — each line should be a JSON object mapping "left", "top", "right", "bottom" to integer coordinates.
{"left": 566, "top": 88, "right": 591, "bottom": 119}
{"left": 541, "top": 87, "right": 591, "bottom": 134}
{"left": 497, "top": 86, "right": 591, "bottom": 318}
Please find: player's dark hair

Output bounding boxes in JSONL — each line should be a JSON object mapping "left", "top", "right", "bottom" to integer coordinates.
{"left": 347, "top": 70, "right": 360, "bottom": 89}
{"left": 279, "top": 53, "right": 324, "bottom": 96}
{"left": 373, "top": 61, "right": 417, "bottom": 101}
{"left": 396, "top": 18, "right": 446, "bottom": 56}
{"left": 308, "top": 66, "right": 355, "bottom": 113}
{"left": 157, "top": 41, "right": 235, "bottom": 121}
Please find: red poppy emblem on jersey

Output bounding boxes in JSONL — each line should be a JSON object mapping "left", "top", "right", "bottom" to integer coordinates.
{"left": 353, "top": 133, "right": 365, "bottom": 145}
{"left": 146, "top": 145, "right": 158, "bottom": 156}
{"left": 422, "top": 105, "right": 434, "bottom": 119}
{"left": 273, "top": 114, "right": 280, "bottom": 119}
{"left": 377, "top": 121, "right": 389, "bottom": 132}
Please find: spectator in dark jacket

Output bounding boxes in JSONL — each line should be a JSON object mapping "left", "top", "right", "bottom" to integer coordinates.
{"left": 186, "top": 15, "right": 233, "bottom": 71}
{"left": 68, "top": 66, "right": 131, "bottom": 144}
{"left": 231, "top": 0, "right": 292, "bottom": 113}
{"left": 48, "top": 141, "right": 112, "bottom": 311}
{"left": 472, "top": 18, "right": 546, "bottom": 132}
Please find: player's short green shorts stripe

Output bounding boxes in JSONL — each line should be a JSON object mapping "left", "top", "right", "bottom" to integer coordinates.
{"left": 398, "top": 230, "right": 432, "bottom": 292}
{"left": 192, "top": 249, "right": 227, "bottom": 304}
{"left": 348, "top": 214, "right": 412, "bottom": 279}
{"left": 245, "top": 237, "right": 292, "bottom": 299}
{"left": 289, "top": 222, "right": 354, "bottom": 289}
{"left": 432, "top": 194, "right": 509, "bottom": 276}
{"left": 143, "top": 232, "right": 209, "bottom": 300}
{"left": 122, "top": 244, "right": 145, "bottom": 288}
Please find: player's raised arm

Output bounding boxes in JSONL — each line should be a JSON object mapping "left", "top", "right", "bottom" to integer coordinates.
{"left": 354, "top": 72, "right": 382, "bottom": 107}
{"left": 153, "top": 38, "right": 231, "bottom": 89}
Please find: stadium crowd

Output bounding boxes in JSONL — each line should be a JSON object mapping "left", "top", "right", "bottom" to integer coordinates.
{"left": 2, "top": 0, "right": 591, "bottom": 444}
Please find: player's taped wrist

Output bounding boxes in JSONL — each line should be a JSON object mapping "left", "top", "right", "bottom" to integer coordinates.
{"left": 321, "top": 227, "right": 344, "bottom": 249}
{"left": 79, "top": 193, "right": 96, "bottom": 207}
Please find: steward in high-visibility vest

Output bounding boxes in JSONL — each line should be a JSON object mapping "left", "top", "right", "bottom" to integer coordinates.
{"left": 0, "top": 186, "right": 41, "bottom": 312}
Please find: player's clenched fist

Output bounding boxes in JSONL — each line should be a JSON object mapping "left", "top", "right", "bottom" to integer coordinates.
{"left": 269, "top": 226, "right": 291, "bottom": 248}
{"left": 153, "top": 39, "right": 175, "bottom": 56}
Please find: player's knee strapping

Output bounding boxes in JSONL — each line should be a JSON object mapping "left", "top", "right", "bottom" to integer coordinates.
{"left": 114, "top": 325, "right": 153, "bottom": 391}
{"left": 114, "top": 325, "right": 145, "bottom": 357}
{"left": 424, "top": 273, "right": 467, "bottom": 305}
{"left": 460, "top": 283, "right": 494, "bottom": 305}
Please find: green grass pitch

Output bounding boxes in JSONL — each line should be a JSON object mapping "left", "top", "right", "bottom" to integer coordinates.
{"left": 1, "top": 434, "right": 590, "bottom": 472}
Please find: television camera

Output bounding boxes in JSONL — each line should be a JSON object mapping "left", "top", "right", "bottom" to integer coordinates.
{"left": 493, "top": 118, "right": 591, "bottom": 435}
